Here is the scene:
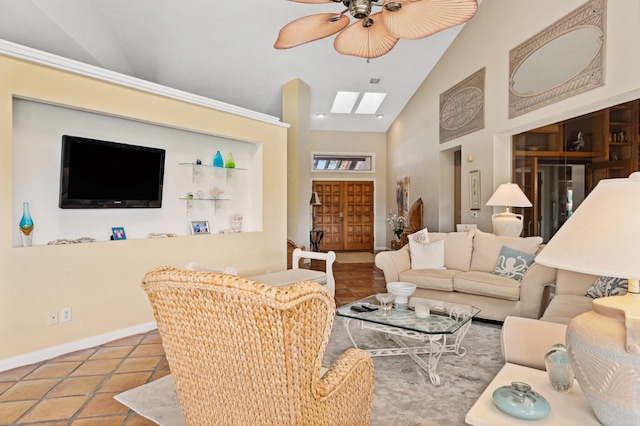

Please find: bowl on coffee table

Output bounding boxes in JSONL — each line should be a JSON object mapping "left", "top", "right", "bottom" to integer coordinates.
{"left": 386, "top": 281, "right": 416, "bottom": 310}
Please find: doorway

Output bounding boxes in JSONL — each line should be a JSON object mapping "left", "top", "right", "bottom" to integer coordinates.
{"left": 312, "top": 180, "right": 374, "bottom": 251}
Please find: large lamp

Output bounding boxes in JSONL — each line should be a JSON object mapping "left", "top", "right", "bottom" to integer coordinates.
{"left": 485, "top": 183, "right": 532, "bottom": 236}
{"left": 535, "top": 172, "right": 640, "bottom": 425}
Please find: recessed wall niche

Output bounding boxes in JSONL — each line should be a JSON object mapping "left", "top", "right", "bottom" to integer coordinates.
{"left": 12, "top": 98, "right": 262, "bottom": 247}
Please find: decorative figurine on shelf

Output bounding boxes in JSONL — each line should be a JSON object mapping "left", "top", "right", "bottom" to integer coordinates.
{"left": 230, "top": 213, "right": 242, "bottom": 232}
{"left": 19, "top": 201, "right": 34, "bottom": 247}
{"left": 213, "top": 150, "right": 224, "bottom": 167}
{"left": 568, "top": 131, "right": 585, "bottom": 151}
{"left": 225, "top": 152, "right": 235, "bottom": 168}
{"left": 210, "top": 187, "right": 224, "bottom": 199}
{"left": 195, "top": 159, "right": 202, "bottom": 165}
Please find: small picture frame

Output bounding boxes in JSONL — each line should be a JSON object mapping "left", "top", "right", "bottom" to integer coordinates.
{"left": 190, "top": 220, "right": 210, "bottom": 235}
{"left": 112, "top": 227, "right": 127, "bottom": 240}
{"left": 469, "top": 170, "right": 481, "bottom": 210}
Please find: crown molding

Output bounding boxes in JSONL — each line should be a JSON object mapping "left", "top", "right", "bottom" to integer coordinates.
{"left": 0, "top": 39, "right": 288, "bottom": 128}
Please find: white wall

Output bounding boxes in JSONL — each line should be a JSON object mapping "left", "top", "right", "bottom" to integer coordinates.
{"left": 13, "top": 99, "right": 262, "bottom": 246}
{"left": 387, "top": 0, "right": 640, "bottom": 233}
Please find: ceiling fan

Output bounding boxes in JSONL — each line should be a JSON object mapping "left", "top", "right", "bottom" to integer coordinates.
{"left": 274, "top": 0, "right": 478, "bottom": 59}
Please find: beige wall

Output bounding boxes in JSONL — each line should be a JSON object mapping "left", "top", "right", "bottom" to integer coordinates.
{"left": 0, "top": 54, "right": 287, "bottom": 364}
{"left": 387, "top": 0, "right": 640, "bottom": 233}
{"left": 310, "top": 131, "right": 387, "bottom": 250}
{"left": 283, "top": 79, "right": 312, "bottom": 247}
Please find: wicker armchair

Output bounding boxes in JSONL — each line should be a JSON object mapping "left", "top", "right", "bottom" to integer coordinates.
{"left": 141, "top": 267, "right": 375, "bottom": 426}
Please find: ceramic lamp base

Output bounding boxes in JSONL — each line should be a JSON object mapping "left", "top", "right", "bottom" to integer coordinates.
{"left": 567, "top": 292, "right": 640, "bottom": 425}
{"left": 491, "top": 212, "right": 524, "bottom": 237}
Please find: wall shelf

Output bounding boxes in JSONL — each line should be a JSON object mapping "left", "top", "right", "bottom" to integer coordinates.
{"left": 179, "top": 162, "right": 246, "bottom": 183}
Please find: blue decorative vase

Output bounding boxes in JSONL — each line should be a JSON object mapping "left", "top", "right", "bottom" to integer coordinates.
{"left": 19, "top": 201, "right": 34, "bottom": 247}
{"left": 213, "top": 150, "right": 224, "bottom": 168}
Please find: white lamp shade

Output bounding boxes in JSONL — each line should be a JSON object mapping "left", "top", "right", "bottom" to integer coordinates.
{"left": 535, "top": 172, "right": 640, "bottom": 280}
{"left": 486, "top": 183, "right": 532, "bottom": 208}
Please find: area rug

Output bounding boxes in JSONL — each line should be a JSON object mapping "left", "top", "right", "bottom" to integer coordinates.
{"left": 115, "top": 320, "right": 503, "bottom": 426}
{"left": 335, "top": 251, "right": 375, "bottom": 263}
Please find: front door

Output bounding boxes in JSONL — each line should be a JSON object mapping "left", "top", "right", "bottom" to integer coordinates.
{"left": 312, "top": 181, "right": 374, "bottom": 251}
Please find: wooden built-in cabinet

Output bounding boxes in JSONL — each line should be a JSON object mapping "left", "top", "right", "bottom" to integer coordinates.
{"left": 513, "top": 99, "right": 639, "bottom": 241}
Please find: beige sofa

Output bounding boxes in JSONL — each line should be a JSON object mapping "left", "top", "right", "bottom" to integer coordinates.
{"left": 540, "top": 269, "right": 598, "bottom": 325}
{"left": 375, "top": 229, "right": 557, "bottom": 322}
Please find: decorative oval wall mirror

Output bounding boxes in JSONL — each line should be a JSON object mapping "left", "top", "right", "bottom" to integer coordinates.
{"left": 508, "top": 0, "right": 606, "bottom": 118}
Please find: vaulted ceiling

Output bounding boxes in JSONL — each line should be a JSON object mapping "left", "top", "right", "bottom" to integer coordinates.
{"left": 0, "top": 0, "right": 479, "bottom": 132}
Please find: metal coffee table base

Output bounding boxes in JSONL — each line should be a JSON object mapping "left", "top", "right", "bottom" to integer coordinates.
{"left": 342, "top": 310, "right": 472, "bottom": 386}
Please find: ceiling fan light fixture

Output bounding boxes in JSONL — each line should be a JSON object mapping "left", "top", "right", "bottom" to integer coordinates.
{"left": 276, "top": 0, "right": 478, "bottom": 57}
{"left": 350, "top": 0, "right": 372, "bottom": 19}
{"left": 383, "top": 2, "right": 402, "bottom": 12}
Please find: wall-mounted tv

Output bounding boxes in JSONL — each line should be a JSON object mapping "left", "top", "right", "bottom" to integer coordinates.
{"left": 59, "top": 135, "right": 166, "bottom": 209}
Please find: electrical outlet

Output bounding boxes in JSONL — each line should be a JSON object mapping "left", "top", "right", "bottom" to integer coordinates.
{"left": 48, "top": 310, "right": 58, "bottom": 326}
{"left": 61, "top": 307, "right": 72, "bottom": 323}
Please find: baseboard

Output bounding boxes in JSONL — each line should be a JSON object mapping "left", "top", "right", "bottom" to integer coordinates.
{"left": 0, "top": 321, "right": 157, "bottom": 373}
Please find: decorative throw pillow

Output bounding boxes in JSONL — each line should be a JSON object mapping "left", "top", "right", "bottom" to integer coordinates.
{"left": 492, "top": 246, "right": 536, "bottom": 281}
{"left": 409, "top": 229, "right": 446, "bottom": 269}
{"left": 585, "top": 276, "right": 628, "bottom": 299}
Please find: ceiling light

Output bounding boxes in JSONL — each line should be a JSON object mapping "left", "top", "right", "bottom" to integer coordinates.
{"left": 331, "top": 91, "right": 360, "bottom": 114}
{"left": 274, "top": 0, "right": 478, "bottom": 59}
{"left": 355, "top": 92, "right": 387, "bottom": 114}
{"left": 376, "top": 114, "right": 384, "bottom": 119}
{"left": 316, "top": 113, "right": 326, "bottom": 118}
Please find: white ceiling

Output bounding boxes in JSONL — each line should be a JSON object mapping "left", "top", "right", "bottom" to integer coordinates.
{"left": 0, "top": 0, "right": 477, "bottom": 132}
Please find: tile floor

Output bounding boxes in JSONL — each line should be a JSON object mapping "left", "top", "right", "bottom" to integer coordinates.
{"left": 0, "top": 256, "right": 384, "bottom": 425}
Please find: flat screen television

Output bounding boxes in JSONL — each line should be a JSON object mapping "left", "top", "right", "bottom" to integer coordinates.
{"left": 59, "top": 135, "right": 166, "bottom": 209}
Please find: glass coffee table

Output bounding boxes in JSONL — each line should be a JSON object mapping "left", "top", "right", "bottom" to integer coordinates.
{"left": 336, "top": 295, "right": 480, "bottom": 386}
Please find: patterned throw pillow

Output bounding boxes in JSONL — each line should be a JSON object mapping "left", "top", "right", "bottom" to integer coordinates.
{"left": 408, "top": 229, "right": 446, "bottom": 269}
{"left": 492, "top": 245, "right": 536, "bottom": 281}
{"left": 585, "top": 276, "right": 628, "bottom": 299}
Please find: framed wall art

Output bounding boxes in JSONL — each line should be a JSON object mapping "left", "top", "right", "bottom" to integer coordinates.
{"left": 440, "top": 68, "right": 485, "bottom": 143}
{"left": 469, "top": 170, "right": 481, "bottom": 210}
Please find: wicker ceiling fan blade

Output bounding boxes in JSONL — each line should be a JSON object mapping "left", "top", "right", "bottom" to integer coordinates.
{"left": 382, "top": 0, "right": 478, "bottom": 40}
{"left": 274, "top": 13, "right": 350, "bottom": 49}
{"left": 334, "top": 13, "right": 399, "bottom": 58}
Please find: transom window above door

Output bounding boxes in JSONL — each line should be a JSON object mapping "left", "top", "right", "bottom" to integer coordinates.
{"left": 312, "top": 152, "right": 374, "bottom": 172}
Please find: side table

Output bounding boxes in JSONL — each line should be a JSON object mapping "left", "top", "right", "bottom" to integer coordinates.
{"left": 465, "top": 362, "right": 599, "bottom": 425}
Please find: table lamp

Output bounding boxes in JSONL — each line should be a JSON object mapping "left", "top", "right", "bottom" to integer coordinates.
{"left": 310, "top": 191, "right": 322, "bottom": 229}
{"left": 485, "top": 183, "right": 532, "bottom": 236}
{"left": 535, "top": 172, "right": 640, "bottom": 425}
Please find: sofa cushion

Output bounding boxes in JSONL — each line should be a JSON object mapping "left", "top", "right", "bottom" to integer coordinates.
{"left": 492, "top": 246, "right": 536, "bottom": 281}
{"left": 585, "top": 276, "right": 629, "bottom": 299}
{"left": 429, "top": 230, "right": 474, "bottom": 272}
{"left": 399, "top": 268, "right": 459, "bottom": 291}
{"left": 541, "top": 295, "right": 594, "bottom": 325}
{"left": 454, "top": 271, "right": 521, "bottom": 301}
{"left": 470, "top": 229, "right": 542, "bottom": 273}
{"left": 409, "top": 239, "right": 445, "bottom": 269}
